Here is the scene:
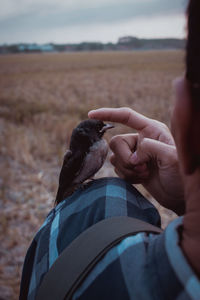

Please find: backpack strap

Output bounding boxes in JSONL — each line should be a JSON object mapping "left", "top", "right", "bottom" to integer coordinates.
{"left": 36, "top": 216, "right": 163, "bottom": 300}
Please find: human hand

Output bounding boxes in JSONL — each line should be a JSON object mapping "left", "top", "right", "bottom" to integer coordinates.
{"left": 88, "top": 107, "right": 184, "bottom": 215}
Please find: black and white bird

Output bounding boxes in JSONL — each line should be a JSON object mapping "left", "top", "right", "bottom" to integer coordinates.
{"left": 55, "top": 119, "right": 114, "bottom": 205}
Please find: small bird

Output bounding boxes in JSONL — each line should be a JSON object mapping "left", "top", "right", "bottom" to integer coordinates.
{"left": 55, "top": 119, "right": 114, "bottom": 205}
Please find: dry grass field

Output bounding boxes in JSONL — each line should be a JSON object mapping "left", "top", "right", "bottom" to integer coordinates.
{"left": 0, "top": 50, "right": 184, "bottom": 299}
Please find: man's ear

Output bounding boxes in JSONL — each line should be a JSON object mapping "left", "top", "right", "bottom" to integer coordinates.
{"left": 172, "top": 78, "right": 200, "bottom": 175}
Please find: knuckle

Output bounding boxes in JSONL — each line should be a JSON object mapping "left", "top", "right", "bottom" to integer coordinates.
{"left": 154, "top": 120, "right": 169, "bottom": 132}
{"left": 121, "top": 107, "right": 133, "bottom": 123}
{"left": 109, "top": 135, "right": 123, "bottom": 149}
{"left": 110, "top": 155, "right": 116, "bottom": 166}
{"left": 137, "top": 137, "right": 147, "bottom": 151}
{"left": 161, "top": 123, "right": 170, "bottom": 133}
{"left": 121, "top": 106, "right": 132, "bottom": 113}
{"left": 121, "top": 107, "right": 132, "bottom": 114}
{"left": 123, "top": 160, "right": 133, "bottom": 169}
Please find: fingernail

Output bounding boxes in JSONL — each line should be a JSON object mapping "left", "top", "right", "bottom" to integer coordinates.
{"left": 130, "top": 151, "right": 138, "bottom": 165}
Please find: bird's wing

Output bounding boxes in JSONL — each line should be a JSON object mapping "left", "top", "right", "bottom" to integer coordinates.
{"left": 63, "top": 150, "right": 72, "bottom": 163}
{"left": 55, "top": 149, "right": 85, "bottom": 204}
{"left": 73, "top": 140, "right": 108, "bottom": 184}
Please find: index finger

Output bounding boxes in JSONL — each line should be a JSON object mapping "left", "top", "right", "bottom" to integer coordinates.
{"left": 88, "top": 107, "right": 151, "bottom": 131}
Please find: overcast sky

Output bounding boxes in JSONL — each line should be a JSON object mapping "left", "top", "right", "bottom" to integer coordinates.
{"left": 0, "top": 0, "right": 188, "bottom": 44}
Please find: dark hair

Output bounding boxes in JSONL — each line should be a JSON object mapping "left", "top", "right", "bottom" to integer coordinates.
{"left": 186, "top": 0, "right": 200, "bottom": 93}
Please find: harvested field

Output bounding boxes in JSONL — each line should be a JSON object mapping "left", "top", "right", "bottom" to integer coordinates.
{"left": 0, "top": 50, "right": 184, "bottom": 299}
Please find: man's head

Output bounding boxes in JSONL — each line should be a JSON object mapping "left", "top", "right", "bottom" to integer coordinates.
{"left": 171, "top": 78, "right": 200, "bottom": 175}
{"left": 171, "top": 0, "right": 200, "bottom": 176}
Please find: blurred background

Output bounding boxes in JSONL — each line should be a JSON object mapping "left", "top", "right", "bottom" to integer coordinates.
{"left": 0, "top": 0, "right": 187, "bottom": 299}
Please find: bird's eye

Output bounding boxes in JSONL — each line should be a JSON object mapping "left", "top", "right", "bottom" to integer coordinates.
{"left": 97, "top": 125, "right": 103, "bottom": 132}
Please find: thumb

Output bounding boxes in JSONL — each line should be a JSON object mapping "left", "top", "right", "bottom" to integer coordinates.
{"left": 130, "top": 138, "right": 177, "bottom": 167}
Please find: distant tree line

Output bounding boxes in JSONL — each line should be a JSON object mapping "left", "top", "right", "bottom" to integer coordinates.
{"left": 0, "top": 36, "right": 185, "bottom": 54}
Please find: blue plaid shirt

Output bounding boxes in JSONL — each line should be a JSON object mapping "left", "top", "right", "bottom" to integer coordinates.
{"left": 19, "top": 177, "right": 200, "bottom": 300}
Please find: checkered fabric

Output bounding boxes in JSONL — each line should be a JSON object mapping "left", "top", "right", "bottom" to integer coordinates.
{"left": 19, "top": 177, "right": 200, "bottom": 300}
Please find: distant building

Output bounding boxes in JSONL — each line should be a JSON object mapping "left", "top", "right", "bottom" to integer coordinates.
{"left": 18, "top": 44, "right": 54, "bottom": 52}
{"left": 40, "top": 44, "right": 54, "bottom": 52}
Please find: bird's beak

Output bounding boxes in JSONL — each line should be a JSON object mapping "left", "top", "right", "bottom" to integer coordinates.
{"left": 100, "top": 123, "right": 114, "bottom": 133}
